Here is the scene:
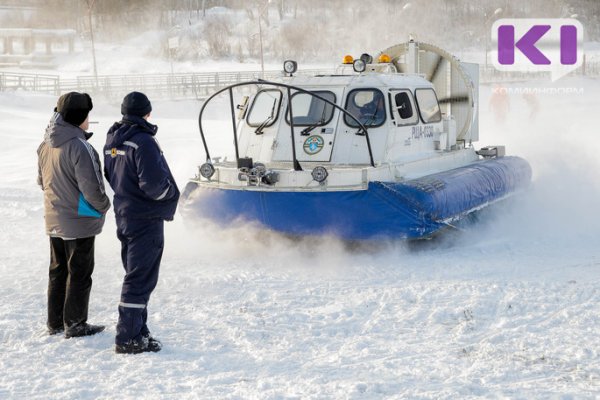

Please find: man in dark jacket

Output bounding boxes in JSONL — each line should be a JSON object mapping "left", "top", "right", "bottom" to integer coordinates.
{"left": 104, "top": 92, "right": 180, "bottom": 354}
{"left": 37, "top": 92, "right": 111, "bottom": 338}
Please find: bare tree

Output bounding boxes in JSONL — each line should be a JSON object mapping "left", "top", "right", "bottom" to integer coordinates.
{"left": 203, "top": 14, "right": 232, "bottom": 57}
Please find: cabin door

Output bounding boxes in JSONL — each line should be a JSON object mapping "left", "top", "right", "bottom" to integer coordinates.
{"left": 272, "top": 88, "right": 342, "bottom": 163}
{"left": 387, "top": 89, "right": 420, "bottom": 152}
{"left": 240, "top": 89, "right": 284, "bottom": 162}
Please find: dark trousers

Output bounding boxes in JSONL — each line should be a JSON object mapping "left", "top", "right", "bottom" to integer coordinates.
{"left": 47, "top": 236, "right": 95, "bottom": 330}
{"left": 115, "top": 218, "right": 164, "bottom": 345}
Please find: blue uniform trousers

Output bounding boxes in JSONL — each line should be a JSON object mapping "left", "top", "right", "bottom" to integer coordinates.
{"left": 115, "top": 217, "right": 164, "bottom": 345}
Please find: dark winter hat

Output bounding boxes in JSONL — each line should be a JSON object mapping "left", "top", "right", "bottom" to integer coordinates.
{"left": 55, "top": 92, "right": 93, "bottom": 127}
{"left": 121, "top": 91, "right": 152, "bottom": 117}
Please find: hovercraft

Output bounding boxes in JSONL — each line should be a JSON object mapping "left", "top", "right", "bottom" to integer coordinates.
{"left": 180, "top": 40, "right": 532, "bottom": 239}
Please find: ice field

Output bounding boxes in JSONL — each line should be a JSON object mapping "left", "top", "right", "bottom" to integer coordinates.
{"left": 0, "top": 74, "right": 599, "bottom": 398}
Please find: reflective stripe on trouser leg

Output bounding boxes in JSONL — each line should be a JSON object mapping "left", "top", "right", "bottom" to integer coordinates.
{"left": 119, "top": 302, "right": 146, "bottom": 309}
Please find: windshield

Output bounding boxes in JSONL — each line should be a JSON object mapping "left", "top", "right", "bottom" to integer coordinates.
{"left": 344, "top": 89, "right": 386, "bottom": 128}
{"left": 247, "top": 89, "right": 282, "bottom": 127}
{"left": 415, "top": 88, "right": 442, "bottom": 123}
{"left": 285, "top": 91, "right": 336, "bottom": 126}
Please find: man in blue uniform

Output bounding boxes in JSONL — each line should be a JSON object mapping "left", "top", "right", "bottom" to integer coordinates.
{"left": 103, "top": 92, "right": 180, "bottom": 354}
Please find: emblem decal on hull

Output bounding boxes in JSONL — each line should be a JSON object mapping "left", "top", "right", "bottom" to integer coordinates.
{"left": 303, "top": 135, "right": 325, "bottom": 155}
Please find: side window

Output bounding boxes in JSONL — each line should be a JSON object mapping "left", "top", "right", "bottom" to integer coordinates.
{"left": 286, "top": 91, "right": 336, "bottom": 126}
{"left": 393, "top": 91, "right": 418, "bottom": 125}
{"left": 415, "top": 88, "right": 442, "bottom": 124}
{"left": 344, "top": 89, "right": 386, "bottom": 128}
{"left": 247, "top": 90, "right": 282, "bottom": 127}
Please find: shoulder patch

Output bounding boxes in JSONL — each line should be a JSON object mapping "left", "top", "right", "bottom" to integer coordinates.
{"left": 104, "top": 148, "right": 126, "bottom": 157}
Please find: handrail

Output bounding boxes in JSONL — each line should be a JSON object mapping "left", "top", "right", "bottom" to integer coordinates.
{"left": 197, "top": 79, "right": 375, "bottom": 168}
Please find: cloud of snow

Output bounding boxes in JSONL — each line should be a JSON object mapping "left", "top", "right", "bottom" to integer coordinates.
{"left": 158, "top": 76, "right": 600, "bottom": 280}
{"left": 464, "top": 77, "right": 600, "bottom": 255}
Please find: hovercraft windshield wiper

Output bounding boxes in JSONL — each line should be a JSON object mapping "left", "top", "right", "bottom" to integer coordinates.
{"left": 255, "top": 98, "right": 277, "bottom": 135}
{"left": 300, "top": 105, "right": 327, "bottom": 136}
{"left": 355, "top": 114, "right": 377, "bottom": 136}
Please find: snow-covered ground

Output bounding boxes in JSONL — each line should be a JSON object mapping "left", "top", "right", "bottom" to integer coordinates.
{"left": 0, "top": 73, "right": 599, "bottom": 398}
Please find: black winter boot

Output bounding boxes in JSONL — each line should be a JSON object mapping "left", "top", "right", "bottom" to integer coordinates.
{"left": 65, "top": 323, "right": 105, "bottom": 338}
{"left": 144, "top": 334, "right": 162, "bottom": 350}
{"left": 115, "top": 336, "right": 162, "bottom": 354}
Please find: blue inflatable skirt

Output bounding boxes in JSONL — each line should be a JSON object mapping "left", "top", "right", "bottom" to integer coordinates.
{"left": 181, "top": 156, "right": 532, "bottom": 239}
